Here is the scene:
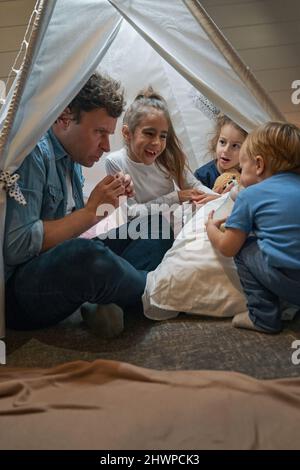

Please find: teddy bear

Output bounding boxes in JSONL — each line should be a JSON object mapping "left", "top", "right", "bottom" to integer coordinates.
{"left": 212, "top": 169, "right": 241, "bottom": 194}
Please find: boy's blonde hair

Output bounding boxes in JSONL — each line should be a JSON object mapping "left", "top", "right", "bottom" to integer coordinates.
{"left": 243, "top": 121, "right": 300, "bottom": 173}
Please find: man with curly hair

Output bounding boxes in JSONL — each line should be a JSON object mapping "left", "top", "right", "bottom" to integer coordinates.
{"left": 4, "top": 72, "right": 172, "bottom": 334}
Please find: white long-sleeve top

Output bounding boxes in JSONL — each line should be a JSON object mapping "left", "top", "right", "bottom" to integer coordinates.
{"left": 105, "top": 147, "right": 215, "bottom": 217}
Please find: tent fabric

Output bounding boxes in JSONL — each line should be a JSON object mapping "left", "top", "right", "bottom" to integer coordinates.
{"left": 0, "top": 0, "right": 56, "bottom": 149}
{"left": 1, "top": 359, "right": 300, "bottom": 449}
{"left": 182, "top": 0, "right": 285, "bottom": 123}
{"left": 0, "top": 0, "right": 281, "bottom": 335}
{"left": 109, "top": 0, "right": 273, "bottom": 132}
{"left": 0, "top": 0, "right": 122, "bottom": 174}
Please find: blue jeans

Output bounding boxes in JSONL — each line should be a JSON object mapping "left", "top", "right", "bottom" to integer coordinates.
{"left": 5, "top": 216, "right": 173, "bottom": 330}
{"left": 234, "top": 238, "right": 300, "bottom": 332}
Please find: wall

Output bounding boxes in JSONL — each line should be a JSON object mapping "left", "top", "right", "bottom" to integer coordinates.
{"left": 0, "top": 0, "right": 36, "bottom": 84}
{"left": 202, "top": 0, "right": 300, "bottom": 126}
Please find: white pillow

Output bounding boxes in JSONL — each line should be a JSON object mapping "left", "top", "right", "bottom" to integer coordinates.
{"left": 143, "top": 194, "right": 247, "bottom": 320}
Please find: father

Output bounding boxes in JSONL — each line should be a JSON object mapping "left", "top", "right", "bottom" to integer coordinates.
{"left": 4, "top": 72, "right": 172, "bottom": 330}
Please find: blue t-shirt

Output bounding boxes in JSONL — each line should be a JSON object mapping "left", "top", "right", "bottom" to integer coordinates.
{"left": 194, "top": 160, "right": 219, "bottom": 189}
{"left": 226, "top": 172, "right": 300, "bottom": 269}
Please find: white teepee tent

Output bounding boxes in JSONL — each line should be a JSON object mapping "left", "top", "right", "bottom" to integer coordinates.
{"left": 0, "top": 0, "right": 284, "bottom": 336}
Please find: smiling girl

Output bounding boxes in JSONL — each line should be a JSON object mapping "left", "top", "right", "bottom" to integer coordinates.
{"left": 105, "top": 87, "right": 215, "bottom": 218}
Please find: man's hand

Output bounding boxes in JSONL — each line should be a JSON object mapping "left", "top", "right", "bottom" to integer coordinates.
{"left": 42, "top": 175, "right": 128, "bottom": 252}
{"left": 116, "top": 172, "right": 135, "bottom": 198}
{"left": 86, "top": 174, "right": 125, "bottom": 217}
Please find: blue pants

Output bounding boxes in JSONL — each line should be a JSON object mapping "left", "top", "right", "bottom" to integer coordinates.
{"left": 234, "top": 238, "right": 300, "bottom": 332}
{"left": 5, "top": 217, "right": 173, "bottom": 330}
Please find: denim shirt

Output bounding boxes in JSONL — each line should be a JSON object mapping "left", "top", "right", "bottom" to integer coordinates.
{"left": 4, "top": 128, "right": 85, "bottom": 280}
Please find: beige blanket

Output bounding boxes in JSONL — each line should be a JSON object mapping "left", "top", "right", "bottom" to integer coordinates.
{"left": 0, "top": 359, "right": 300, "bottom": 449}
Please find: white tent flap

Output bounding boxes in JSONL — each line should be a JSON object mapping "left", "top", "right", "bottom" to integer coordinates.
{"left": 109, "top": 0, "right": 272, "bottom": 131}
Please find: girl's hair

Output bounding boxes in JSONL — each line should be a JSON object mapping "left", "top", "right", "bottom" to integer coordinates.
{"left": 243, "top": 121, "right": 300, "bottom": 173}
{"left": 208, "top": 113, "right": 247, "bottom": 157}
{"left": 123, "top": 86, "right": 187, "bottom": 188}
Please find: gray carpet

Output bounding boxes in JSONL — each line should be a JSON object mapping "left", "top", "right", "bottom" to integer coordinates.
{"left": 5, "top": 309, "right": 300, "bottom": 379}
